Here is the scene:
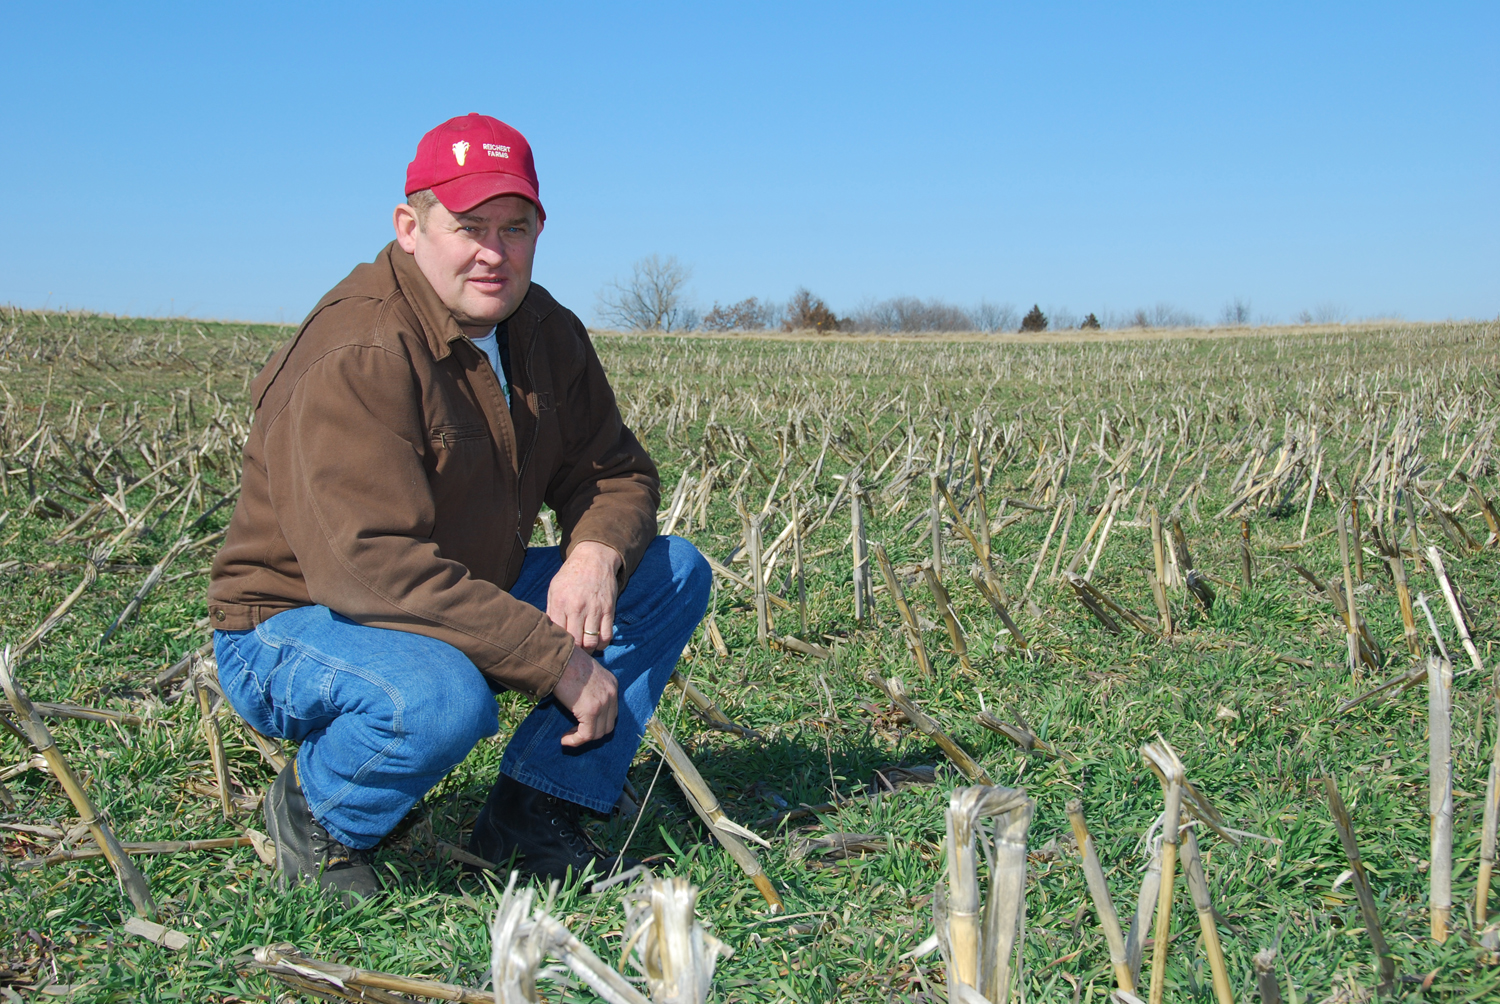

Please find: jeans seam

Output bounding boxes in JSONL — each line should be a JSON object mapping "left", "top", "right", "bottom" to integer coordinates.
{"left": 504, "top": 765, "right": 616, "bottom": 814}
{"left": 276, "top": 638, "right": 410, "bottom": 822}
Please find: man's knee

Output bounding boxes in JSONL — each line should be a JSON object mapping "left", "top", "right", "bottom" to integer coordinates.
{"left": 401, "top": 668, "right": 498, "bottom": 770}
{"left": 665, "top": 535, "right": 712, "bottom": 619}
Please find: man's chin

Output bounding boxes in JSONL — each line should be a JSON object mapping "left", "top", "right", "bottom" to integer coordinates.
{"left": 458, "top": 298, "right": 518, "bottom": 329}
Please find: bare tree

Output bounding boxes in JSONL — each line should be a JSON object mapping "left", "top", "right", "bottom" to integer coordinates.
{"left": 1048, "top": 306, "right": 1080, "bottom": 331}
{"left": 702, "top": 297, "right": 776, "bottom": 332}
{"left": 845, "top": 296, "right": 975, "bottom": 333}
{"left": 595, "top": 255, "right": 693, "bottom": 331}
{"left": 1308, "top": 302, "right": 1348, "bottom": 324}
{"left": 783, "top": 289, "right": 841, "bottom": 332}
{"left": 1220, "top": 297, "right": 1252, "bottom": 326}
{"left": 972, "top": 301, "right": 1018, "bottom": 333}
{"left": 1131, "top": 302, "right": 1202, "bottom": 328}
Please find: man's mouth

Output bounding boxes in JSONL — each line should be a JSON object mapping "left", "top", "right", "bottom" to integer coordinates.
{"left": 469, "top": 276, "right": 505, "bottom": 288}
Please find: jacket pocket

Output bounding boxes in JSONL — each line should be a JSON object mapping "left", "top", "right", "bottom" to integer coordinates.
{"left": 430, "top": 424, "right": 491, "bottom": 450}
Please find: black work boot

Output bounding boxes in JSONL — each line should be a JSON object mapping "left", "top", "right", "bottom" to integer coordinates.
{"left": 262, "top": 764, "right": 381, "bottom": 902}
{"left": 468, "top": 774, "right": 636, "bottom": 883}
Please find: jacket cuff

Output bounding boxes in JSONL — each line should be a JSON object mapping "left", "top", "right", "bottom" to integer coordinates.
{"left": 480, "top": 616, "right": 573, "bottom": 700}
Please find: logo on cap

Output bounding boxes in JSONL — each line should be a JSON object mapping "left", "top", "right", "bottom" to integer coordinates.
{"left": 452, "top": 141, "right": 470, "bottom": 166}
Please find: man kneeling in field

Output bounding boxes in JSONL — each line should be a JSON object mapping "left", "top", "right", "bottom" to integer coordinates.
{"left": 208, "top": 113, "right": 709, "bottom": 899}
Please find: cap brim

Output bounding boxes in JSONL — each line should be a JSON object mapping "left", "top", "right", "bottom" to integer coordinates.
{"left": 432, "top": 173, "right": 545, "bottom": 220}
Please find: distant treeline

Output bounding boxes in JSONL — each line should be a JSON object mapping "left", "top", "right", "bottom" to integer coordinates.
{"left": 593, "top": 255, "right": 1363, "bottom": 333}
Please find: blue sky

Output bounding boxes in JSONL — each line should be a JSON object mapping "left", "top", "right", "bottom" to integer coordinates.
{"left": 2, "top": 2, "right": 1496, "bottom": 326}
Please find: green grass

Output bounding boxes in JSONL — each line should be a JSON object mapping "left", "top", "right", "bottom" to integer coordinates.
{"left": 3, "top": 308, "right": 1500, "bottom": 1001}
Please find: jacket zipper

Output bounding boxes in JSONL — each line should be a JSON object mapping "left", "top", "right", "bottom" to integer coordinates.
{"left": 513, "top": 323, "right": 543, "bottom": 550}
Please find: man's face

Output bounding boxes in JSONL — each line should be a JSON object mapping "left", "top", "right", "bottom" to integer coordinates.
{"left": 393, "top": 194, "right": 541, "bottom": 336}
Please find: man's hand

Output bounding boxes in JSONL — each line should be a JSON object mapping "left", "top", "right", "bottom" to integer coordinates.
{"left": 552, "top": 645, "right": 618, "bottom": 747}
{"left": 547, "top": 540, "right": 623, "bottom": 652}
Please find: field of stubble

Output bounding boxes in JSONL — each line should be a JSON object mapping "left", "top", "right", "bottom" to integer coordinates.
{"left": 2, "top": 308, "right": 1499, "bottom": 1003}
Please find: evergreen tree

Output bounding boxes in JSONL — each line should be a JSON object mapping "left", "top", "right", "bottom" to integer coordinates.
{"left": 1080, "top": 313, "right": 1101, "bottom": 330}
{"left": 1020, "top": 305, "right": 1048, "bottom": 332}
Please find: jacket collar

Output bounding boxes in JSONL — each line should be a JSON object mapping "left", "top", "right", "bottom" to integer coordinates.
{"left": 383, "top": 242, "right": 560, "bottom": 363}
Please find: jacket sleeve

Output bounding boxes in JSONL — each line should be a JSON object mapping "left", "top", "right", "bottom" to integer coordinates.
{"left": 263, "top": 340, "right": 573, "bottom": 699}
{"left": 544, "top": 318, "right": 660, "bottom": 582}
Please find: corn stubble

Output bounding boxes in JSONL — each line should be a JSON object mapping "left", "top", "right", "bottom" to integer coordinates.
{"left": 5, "top": 313, "right": 1500, "bottom": 999}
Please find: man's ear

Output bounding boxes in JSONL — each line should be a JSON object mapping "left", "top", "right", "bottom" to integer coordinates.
{"left": 393, "top": 203, "right": 420, "bottom": 253}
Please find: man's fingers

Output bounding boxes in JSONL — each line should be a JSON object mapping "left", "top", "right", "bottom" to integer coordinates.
{"left": 565, "top": 610, "right": 589, "bottom": 649}
{"left": 583, "top": 614, "right": 610, "bottom": 651}
{"left": 560, "top": 705, "right": 614, "bottom": 747}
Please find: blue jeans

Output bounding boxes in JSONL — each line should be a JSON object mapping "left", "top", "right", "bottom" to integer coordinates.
{"left": 213, "top": 535, "right": 710, "bottom": 849}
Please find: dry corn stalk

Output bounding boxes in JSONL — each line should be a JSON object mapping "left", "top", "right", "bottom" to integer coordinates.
{"left": 1428, "top": 653, "right": 1454, "bottom": 942}
{"left": 873, "top": 543, "right": 932, "bottom": 677}
{"left": 1141, "top": 740, "right": 1185, "bottom": 1004}
{"left": 646, "top": 717, "right": 782, "bottom": 912}
{"left": 922, "top": 559, "right": 974, "bottom": 674}
{"left": 980, "top": 794, "right": 1033, "bottom": 1003}
{"left": 1331, "top": 662, "right": 1428, "bottom": 718}
{"left": 853, "top": 476, "right": 871, "bottom": 621}
{"left": 192, "top": 666, "right": 233, "bottom": 819}
{"left": 936, "top": 477, "right": 1008, "bottom": 602}
{"left": 1149, "top": 509, "right": 1172, "bottom": 636}
{"left": 1180, "top": 828, "right": 1233, "bottom": 1004}
{"left": 1352, "top": 496, "right": 1365, "bottom": 580}
{"left": 1479, "top": 727, "right": 1500, "bottom": 925}
{"left": 1376, "top": 530, "right": 1422, "bottom": 657}
{"left": 31, "top": 701, "right": 144, "bottom": 727}
{"left": 253, "top": 942, "right": 492, "bottom": 1003}
{"left": 1427, "top": 546, "right": 1484, "bottom": 675}
{"left": 1254, "top": 948, "right": 1282, "bottom": 1004}
{"left": 1323, "top": 774, "right": 1395, "bottom": 991}
{"left": 976, "top": 712, "right": 1074, "bottom": 762}
{"left": 16, "top": 836, "right": 254, "bottom": 871}
{"left": 770, "top": 633, "right": 833, "bottom": 660}
{"left": 1066, "top": 799, "right": 1132, "bottom": 992}
{"left": 100, "top": 532, "right": 194, "bottom": 644}
{"left": 1124, "top": 840, "right": 1163, "bottom": 984}
{"left": 669, "top": 671, "right": 761, "bottom": 740}
{"left": 237, "top": 715, "right": 288, "bottom": 773}
{"left": 12, "top": 544, "right": 111, "bottom": 661}
{"left": 1067, "top": 573, "right": 1158, "bottom": 638}
{"left": 933, "top": 785, "right": 1032, "bottom": 1002}
{"left": 1239, "top": 519, "right": 1254, "bottom": 592}
{"left": 746, "top": 508, "right": 769, "bottom": 646}
{"left": 702, "top": 555, "right": 793, "bottom": 612}
{"left": 621, "top": 875, "right": 734, "bottom": 1004}
{"left": 867, "top": 671, "right": 991, "bottom": 783}
{"left": 1025, "top": 498, "right": 1068, "bottom": 595}
{"left": 490, "top": 876, "right": 560, "bottom": 1003}
{"left": 1338, "top": 509, "right": 1360, "bottom": 677}
{"left": 0, "top": 646, "right": 156, "bottom": 918}
{"left": 930, "top": 473, "right": 944, "bottom": 575}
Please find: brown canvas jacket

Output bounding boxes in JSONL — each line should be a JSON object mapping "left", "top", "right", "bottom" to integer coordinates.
{"left": 207, "top": 242, "right": 659, "bottom": 699}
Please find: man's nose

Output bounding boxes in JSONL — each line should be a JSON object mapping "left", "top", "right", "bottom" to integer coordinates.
{"left": 475, "top": 237, "right": 506, "bottom": 264}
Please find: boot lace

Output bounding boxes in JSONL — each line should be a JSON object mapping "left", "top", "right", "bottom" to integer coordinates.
{"left": 546, "top": 796, "right": 602, "bottom": 860}
{"left": 311, "top": 823, "right": 372, "bottom": 870}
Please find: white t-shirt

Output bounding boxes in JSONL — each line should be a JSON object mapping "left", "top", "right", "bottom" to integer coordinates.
{"left": 471, "top": 327, "right": 510, "bottom": 405}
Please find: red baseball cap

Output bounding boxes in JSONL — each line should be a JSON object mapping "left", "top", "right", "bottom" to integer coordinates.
{"left": 405, "top": 113, "right": 544, "bottom": 221}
